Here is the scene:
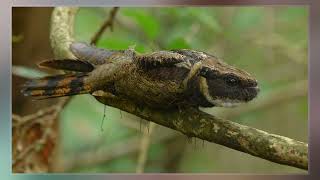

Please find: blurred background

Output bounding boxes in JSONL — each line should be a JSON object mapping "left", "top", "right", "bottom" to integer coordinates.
{"left": 12, "top": 7, "right": 308, "bottom": 173}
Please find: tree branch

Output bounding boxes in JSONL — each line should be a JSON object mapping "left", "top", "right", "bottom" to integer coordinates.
{"left": 50, "top": 7, "right": 78, "bottom": 59}
{"left": 91, "top": 7, "right": 119, "bottom": 45}
{"left": 95, "top": 92, "right": 308, "bottom": 170}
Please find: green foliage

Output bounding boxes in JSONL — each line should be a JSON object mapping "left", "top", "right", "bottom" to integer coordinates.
{"left": 166, "top": 37, "right": 191, "bottom": 49}
{"left": 121, "top": 8, "right": 161, "bottom": 40}
{"left": 184, "top": 8, "right": 222, "bottom": 33}
{"left": 75, "top": 8, "right": 106, "bottom": 41}
{"left": 98, "top": 38, "right": 147, "bottom": 53}
{"left": 231, "top": 7, "right": 264, "bottom": 32}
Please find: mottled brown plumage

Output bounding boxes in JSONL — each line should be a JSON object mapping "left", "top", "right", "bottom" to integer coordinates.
{"left": 22, "top": 42, "right": 259, "bottom": 108}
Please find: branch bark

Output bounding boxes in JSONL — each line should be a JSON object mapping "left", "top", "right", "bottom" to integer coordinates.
{"left": 50, "top": 7, "right": 308, "bottom": 171}
{"left": 50, "top": 7, "right": 78, "bottom": 59}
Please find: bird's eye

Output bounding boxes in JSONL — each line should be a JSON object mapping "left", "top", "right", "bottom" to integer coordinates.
{"left": 226, "top": 77, "right": 238, "bottom": 86}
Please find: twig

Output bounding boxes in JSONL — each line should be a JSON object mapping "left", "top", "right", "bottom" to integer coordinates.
{"left": 13, "top": 128, "right": 51, "bottom": 165}
{"left": 136, "top": 122, "right": 156, "bottom": 173}
{"left": 91, "top": 7, "right": 119, "bottom": 45}
{"left": 12, "top": 105, "right": 59, "bottom": 128}
{"left": 12, "top": 97, "right": 70, "bottom": 170}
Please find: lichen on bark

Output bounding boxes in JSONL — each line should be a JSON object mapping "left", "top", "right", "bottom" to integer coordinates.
{"left": 50, "top": 7, "right": 78, "bottom": 59}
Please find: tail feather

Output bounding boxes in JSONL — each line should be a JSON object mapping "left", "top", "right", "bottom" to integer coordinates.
{"left": 22, "top": 73, "right": 87, "bottom": 90}
{"left": 38, "top": 59, "right": 94, "bottom": 72}
{"left": 21, "top": 73, "right": 92, "bottom": 98}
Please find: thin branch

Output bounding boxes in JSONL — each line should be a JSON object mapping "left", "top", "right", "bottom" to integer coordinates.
{"left": 12, "top": 106, "right": 56, "bottom": 127}
{"left": 12, "top": 97, "right": 70, "bottom": 170}
{"left": 91, "top": 7, "right": 119, "bottom": 45}
{"left": 13, "top": 128, "right": 51, "bottom": 165}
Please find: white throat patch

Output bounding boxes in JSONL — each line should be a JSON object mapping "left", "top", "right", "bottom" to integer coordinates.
{"left": 199, "top": 77, "right": 243, "bottom": 108}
